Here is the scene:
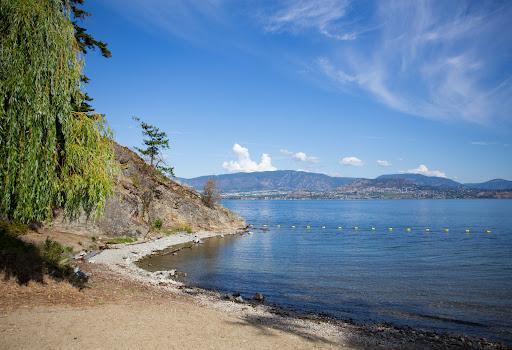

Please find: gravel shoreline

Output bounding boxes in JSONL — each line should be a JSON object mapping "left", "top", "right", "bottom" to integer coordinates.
{"left": 88, "top": 232, "right": 510, "bottom": 350}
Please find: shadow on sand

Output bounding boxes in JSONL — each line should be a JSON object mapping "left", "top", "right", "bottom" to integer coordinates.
{"left": 0, "top": 225, "right": 86, "bottom": 289}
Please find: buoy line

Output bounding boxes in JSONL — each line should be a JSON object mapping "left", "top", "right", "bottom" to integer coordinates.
{"left": 250, "top": 224, "right": 494, "bottom": 234}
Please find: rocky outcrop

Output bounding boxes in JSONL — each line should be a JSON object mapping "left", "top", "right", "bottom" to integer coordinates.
{"left": 50, "top": 143, "right": 245, "bottom": 237}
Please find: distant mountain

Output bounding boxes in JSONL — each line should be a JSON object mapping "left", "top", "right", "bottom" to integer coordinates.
{"left": 465, "top": 179, "right": 512, "bottom": 191}
{"left": 375, "top": 174, "right": 462, "bottom": 189}
{"left": 179, "top": 170, "right": 356, "bottom": 193}
{"left": 179, "top": 170, "right": 511, "bottom": 195}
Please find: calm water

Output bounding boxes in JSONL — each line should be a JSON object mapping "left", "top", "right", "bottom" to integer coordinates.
{"left": 142, "top": 200, "right": 512, "bottom": 343}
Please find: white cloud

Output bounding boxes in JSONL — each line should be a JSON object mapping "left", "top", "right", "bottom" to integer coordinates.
{"left": 407, "top": 164, "right": 446, "bottom": 178}
{"left": 280, "top": 149, "right": 318, "bottom": 163}
{"left": 376, "top": 160, "right": 391, "bottom": 167}
{"left": 340, "top": 156, "right": 363, "bottom": 167}
{"left": 222, "top": 144, "right": 276, "bottom": 172}
{"left": 264, "top": 0, "right": 356, "bottom": 40}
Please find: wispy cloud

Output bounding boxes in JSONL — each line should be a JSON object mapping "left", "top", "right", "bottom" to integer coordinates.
{"left": 222, "top": 144, "right": 276, "bottom": 172}
{"left": 376, "top": 160, "right": 391, "bottom": 167}
{"left": 314, "top": 2, "right": 512, "bottom": 124}
{"left": 281, "top": 149, "right": 319, "bottom": 163}
{"left": 470, "top": 141, "right": 495, "bottom": 146}
{"left": 407, "top": 164, "right": 446, "bottom": 178}
{"left": 263, "top": 0, "right": 356, "bottom": 40}
{"left": 340, "top": 156, "right": 363, "bottom": 166}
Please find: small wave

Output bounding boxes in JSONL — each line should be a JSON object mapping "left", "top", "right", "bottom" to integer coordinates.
{"left": 413, "top": 313, "right": 487, "bottom": 327}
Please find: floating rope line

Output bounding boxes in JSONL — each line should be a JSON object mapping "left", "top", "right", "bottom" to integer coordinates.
{"left": 248, "top": 225, "right": 496, "bottom": 234}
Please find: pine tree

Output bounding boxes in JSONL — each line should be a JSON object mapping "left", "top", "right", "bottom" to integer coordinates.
{"left": 133, "top": 117, "right": 175, "bottom": 177}
{"left": 68, "top": 0, "right": 112, "bottom": 113}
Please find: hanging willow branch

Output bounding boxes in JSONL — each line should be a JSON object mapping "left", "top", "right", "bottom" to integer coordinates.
{"left": 0, "top": 0, "right": 116, "bottom": 223}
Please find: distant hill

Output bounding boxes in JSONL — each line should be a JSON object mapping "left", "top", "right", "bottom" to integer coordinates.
{"left": 375, "top": 174, "right": 461, "bottom": 189}
{"left": 464, "top": 179, "right": 512, "bottom": 191}
{"left": 179, "top": 170, "right": 511, "bottom": 195}
{"left": 179, "top": 170, "right": 356, "bottom": 193}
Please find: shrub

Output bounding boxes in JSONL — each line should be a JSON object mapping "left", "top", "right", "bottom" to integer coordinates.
{"left": 153, "top": 218, "right": 163, "bottom": 230}
{"left": 201, "top": 179, "right": 220, "bottom": 208}
{"left": 166, "top": 223, "right": 193, "bottom": 235}
{"left": 40, "top": 238, "right": 72, "bottom": 269}
{"left": 0, "top": 221, "right": 28, "bottom": 237}
{"left": 106, "top": 236, "right": 138, "bottom": 244}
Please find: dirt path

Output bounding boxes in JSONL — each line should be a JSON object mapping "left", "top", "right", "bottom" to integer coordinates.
{"left": 0, "top": 301, "right": 345, "bottom": 350}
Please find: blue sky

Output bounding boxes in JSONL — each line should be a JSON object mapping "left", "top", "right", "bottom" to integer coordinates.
{"left": 82, "top": 0, "right": 511, "bottom": 182}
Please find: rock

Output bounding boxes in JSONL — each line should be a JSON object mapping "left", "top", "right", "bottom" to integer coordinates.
{"left": 46, "top": 143, "right": 246, "bottom": 238}
{"left": 234, "top": 296, "right": 244, "bottom": 303}
{"left": 72, "top": 266, "right": 89, "bottom": 284}
{"left": 254, "top": 293, "right": 265, "bottom": 302}
{"left": 233, "top": 292, "right": 241, "bottom": 298}
{"left": 73, "top": 251, "right": 87, "bottom": 260}
{"left": 83, "top": 251, "right": 99, "bottom": 260}
{"left": 169, "top": 269, "right": 176, "bottom": 277}
{"left": 223, "top": 293, "right": 235, "bottom": 301}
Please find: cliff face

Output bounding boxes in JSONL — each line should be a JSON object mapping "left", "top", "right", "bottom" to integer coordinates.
{"left": 50, "top": 143, "right": 246, "bottom": 237}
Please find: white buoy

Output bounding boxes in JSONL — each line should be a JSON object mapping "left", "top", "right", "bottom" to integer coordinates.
{"left": 444, "top": 228, "right": 449, "bottom": 233}
{"left": 322, "top": 226, "right": 326, "bottom": 229}
{"left": 465, "top": 229, "right": 470, "bottom": 233}
{"left": 306, "top": 225, "right": 311, "bottom": 229}
{"left": 406, "top": 227, "right": 411, "bottom": 232}
{"left": 371, "top": 227, "right": 376, "bottom": 231}
{"left": 354, "top": 226, "right": 359, "bottom": 230}
{"left": 388, "top": 227, "right": 393, "bottom": 232}
{"left": 337, "top": 226, "right": 342, "bottom": 230}
{"left": 425, "top": 228, "right": 430, "bottom": 232}
{"left": 485, "top": 229, "right": 492, "bottom": 234}
{"left": 277, "top": 224, "right": 281, "bottom": 228}
{"left": 291, "top": 225, "right": 295, "bottom": 228}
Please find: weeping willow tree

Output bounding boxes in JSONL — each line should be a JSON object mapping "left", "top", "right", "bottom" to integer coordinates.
{"left": 0, "top": 0, "right": 116, "bottom": 223}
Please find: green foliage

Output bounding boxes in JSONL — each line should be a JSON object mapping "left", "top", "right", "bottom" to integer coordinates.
{"left": 0, "top": 224, "right": 84, "bottom": 287}
{"left": 0, "top": 221, "right": 28, "bottom": 237}
{"left": 166, "top": 223, "right": 193, "bottom": 235}
{"left": 0, "top": 0, "right": 116, "bottom": 223}
{"left": 106, "top": 236, "right": 138, "bottom": 245}
{"left": 133, "top": 117, "right": 175, "bottom": 177}
{"left": 40, "top": 238, "right": 72, "bottom": 268}
{"left": 69, "top": 0, "right": 111, "bottom": 113}
{"left": 153, "top": 218, "right": 163, "bottom": 230}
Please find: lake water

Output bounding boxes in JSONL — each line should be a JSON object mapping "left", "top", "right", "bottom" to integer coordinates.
{"left": 141, "top": 199, "right": 512, "bottom": 344}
